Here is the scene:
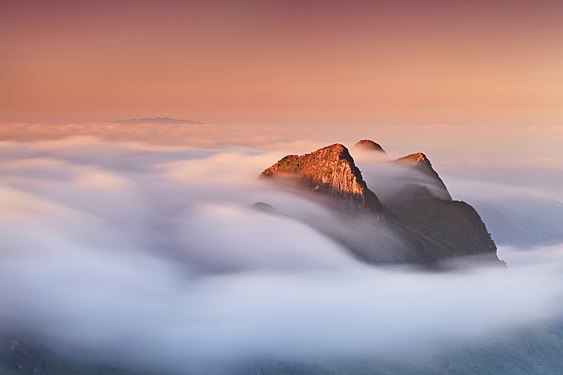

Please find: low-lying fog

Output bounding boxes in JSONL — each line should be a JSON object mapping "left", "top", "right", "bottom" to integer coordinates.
{"left": 1, "top": 125, "right": 563, "bottom": 372}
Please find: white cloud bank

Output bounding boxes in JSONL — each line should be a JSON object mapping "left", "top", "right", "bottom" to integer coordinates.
{"left": 0, "top": 135, "right": 562, "bottom": 372}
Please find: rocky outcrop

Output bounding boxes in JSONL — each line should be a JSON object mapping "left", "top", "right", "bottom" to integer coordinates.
{"left": 259, "top": 142, "right": 501, "bottom": 266}
{"left": 260, "top": 144, "right": 383, "bottom": 213}
{"left": 395, "top": 152, "right": 451, "bottom": 200}
{"left": 251, "top": 202, "right": 278, "bottom": 215}
{"left": 380, "top": 152, "right": 498, "bottom": 262}
{"left": 353, "top": 139, "right": 386, "bottom": 154}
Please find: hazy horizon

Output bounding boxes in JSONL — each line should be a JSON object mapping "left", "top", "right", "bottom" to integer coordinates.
{"left": 2, "top": 0, "right": 563, "bottom": 125}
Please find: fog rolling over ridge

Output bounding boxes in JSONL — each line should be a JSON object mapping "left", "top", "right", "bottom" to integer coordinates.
{"left": 1, "top": 128, "right": 563, "bottom": 374}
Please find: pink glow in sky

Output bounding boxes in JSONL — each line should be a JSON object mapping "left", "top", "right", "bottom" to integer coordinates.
{"left": 1, "top": 0, "right": 562, "bottom": 125}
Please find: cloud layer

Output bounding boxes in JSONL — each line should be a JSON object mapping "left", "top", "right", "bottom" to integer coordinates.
{"left": 0, "top": 134, "right": 562, "bottom": 372}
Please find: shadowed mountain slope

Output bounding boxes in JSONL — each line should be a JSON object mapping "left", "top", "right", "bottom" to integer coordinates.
{"left": 382, "top": 151, "right": 497, "bottom": 261}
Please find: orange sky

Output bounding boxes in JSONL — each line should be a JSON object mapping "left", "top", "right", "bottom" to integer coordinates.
{"left": 1, "top": 0, "right": 562, "bottom": 125}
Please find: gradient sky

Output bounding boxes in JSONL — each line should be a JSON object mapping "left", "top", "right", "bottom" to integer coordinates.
{"left": 2, "top": 0, "right": 562, "bottom": 125}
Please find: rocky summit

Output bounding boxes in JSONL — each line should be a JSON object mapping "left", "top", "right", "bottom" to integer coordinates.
{"left": 260, "top": 144, "right": 384, "bottom": 213}
{"left": 395, "top": 152, "right": 451, "bottom": 200}
{"left": 260, "top": 141, "right": 501, "bottom": 266}
{"left": 353, "top": 139, "right": 386, "bottom": 153}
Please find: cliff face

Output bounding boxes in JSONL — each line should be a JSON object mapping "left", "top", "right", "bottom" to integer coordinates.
{"left": 261, "top": 144, "right": 383, "bottom": 213}
{"left": 259, "top": 142, "right": 501, "bottom": 266}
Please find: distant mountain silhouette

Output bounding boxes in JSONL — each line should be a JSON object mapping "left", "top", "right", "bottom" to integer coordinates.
{"left": 474, "top": 198, "right": 563, "bottom": 248}
{"left": 114, "top": 117, "right": 200, "bottom": 125}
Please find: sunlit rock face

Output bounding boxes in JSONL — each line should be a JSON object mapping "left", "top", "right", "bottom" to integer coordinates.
{"left": 261, "top": 144, "right": 383, "bottom": 213}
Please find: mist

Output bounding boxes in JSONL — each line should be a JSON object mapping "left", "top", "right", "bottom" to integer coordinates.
{"left": 1, "top": 131, "right": 563, "bottom": 373}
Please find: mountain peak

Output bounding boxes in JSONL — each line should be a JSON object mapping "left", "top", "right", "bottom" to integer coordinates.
{"left": 398, "top": 152, "right": 430, "bottom": 164}
{"left": 260, "top": 144, "right": 383, "bottom": 212}
{"left": 395, "top": 151, "right": 451, "bottom": 200}
{"left": 259, "top": 142, "right": 500, "bottom": 266}
{"left": 353, "top": 139, "right": 386, "bottom": 153}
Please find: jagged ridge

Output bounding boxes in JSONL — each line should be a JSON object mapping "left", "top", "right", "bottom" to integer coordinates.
{"left": 259, "top": 141, "right": 501, "bottom": 266}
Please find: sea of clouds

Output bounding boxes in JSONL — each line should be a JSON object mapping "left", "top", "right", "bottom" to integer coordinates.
{"left": 1, "top": 124, "right": 563, "bottom": 372}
